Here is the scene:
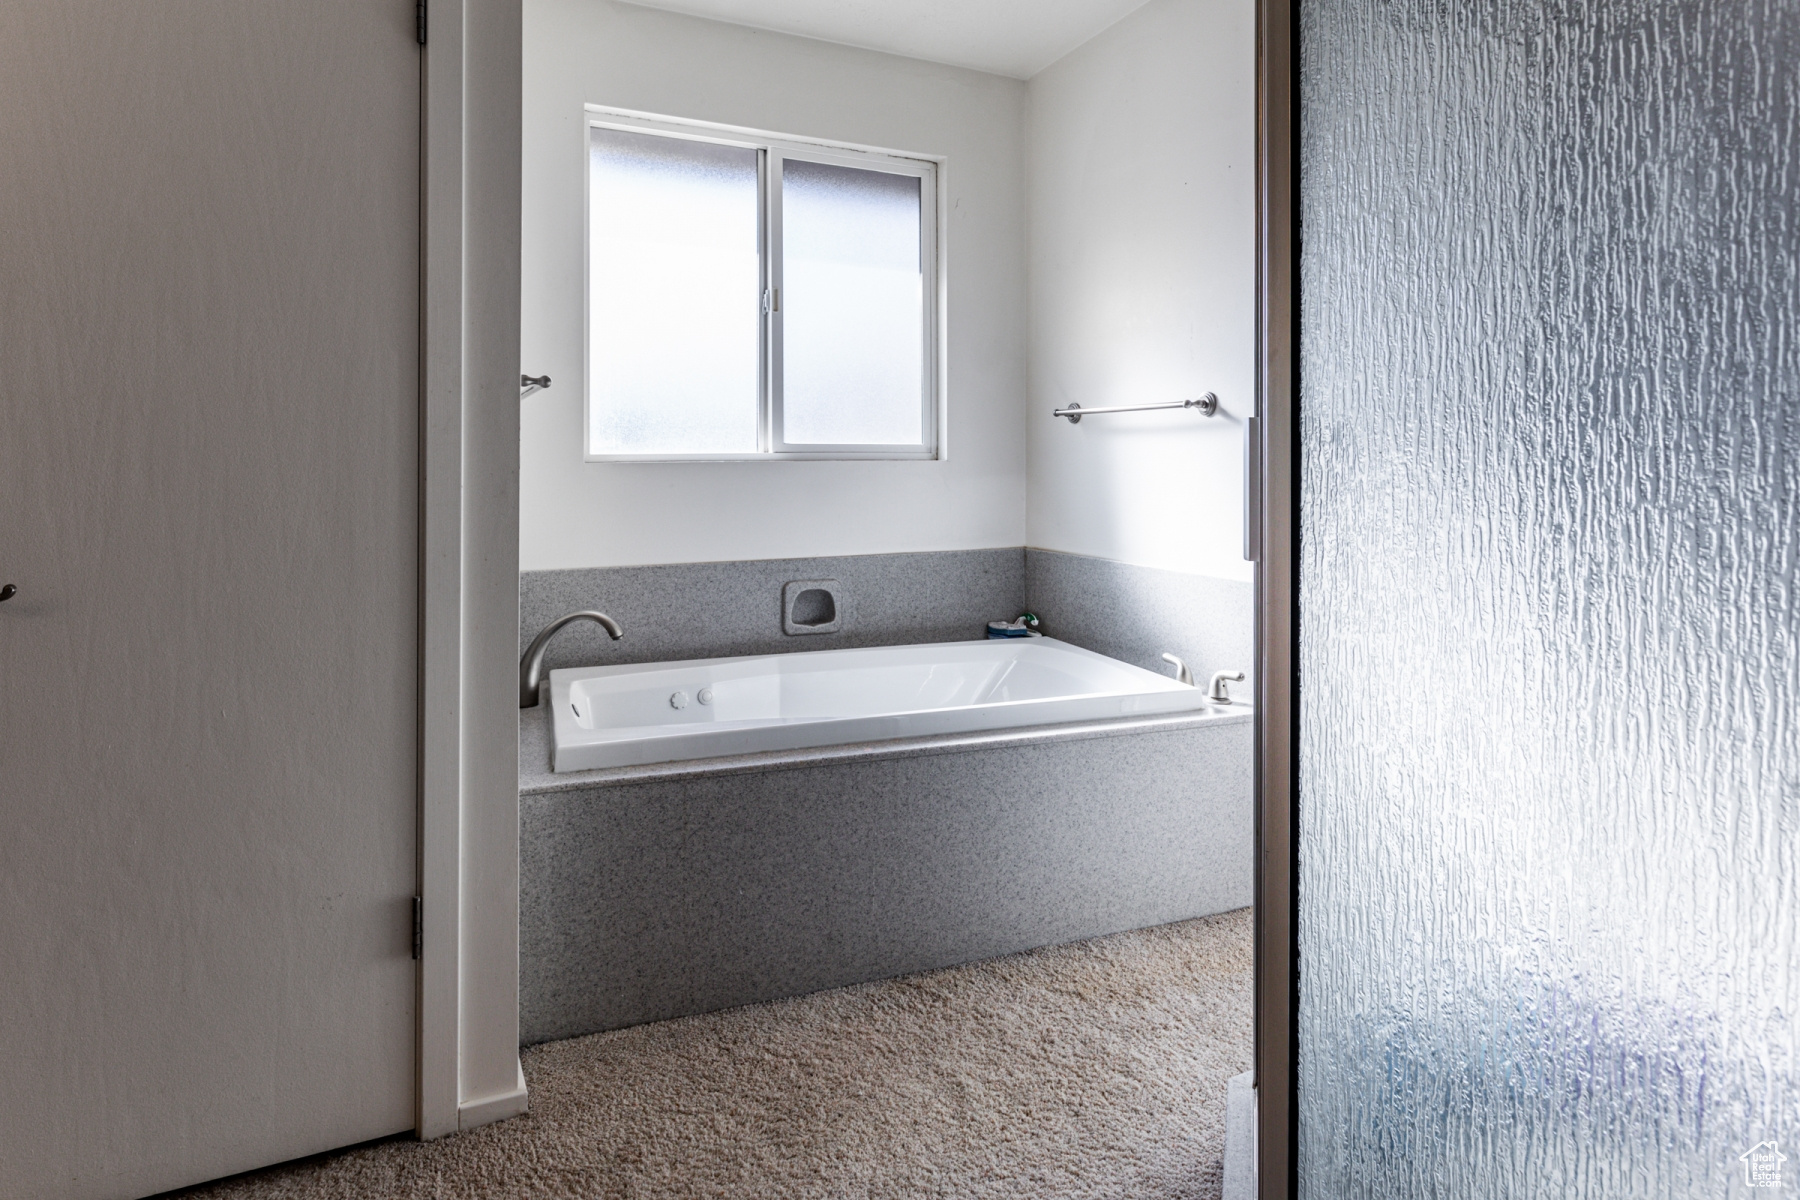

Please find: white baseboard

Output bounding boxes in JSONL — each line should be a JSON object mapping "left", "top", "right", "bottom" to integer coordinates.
{"left": 1224, "top": 1070, "right": 1257, "bottom": 1200}
{"left": 458, "top": 1062, "right": 529, "bottom": 1131}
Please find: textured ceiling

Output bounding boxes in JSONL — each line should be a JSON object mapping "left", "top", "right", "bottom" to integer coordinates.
{"left": 616, "top": 0, "right": 1153, "bottom": 78}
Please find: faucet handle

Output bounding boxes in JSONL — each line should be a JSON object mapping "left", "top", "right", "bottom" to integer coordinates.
{"left": 1208, "top": 670, "right": 1246, "bottom": 704}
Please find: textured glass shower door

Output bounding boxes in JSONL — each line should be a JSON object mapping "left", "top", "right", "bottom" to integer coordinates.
{"left": 1295, "top": 1, "right": 1798, "bottom": 1196}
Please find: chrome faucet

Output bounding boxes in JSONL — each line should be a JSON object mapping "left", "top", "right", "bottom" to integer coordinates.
{"left": 1161, "top": 653, "right": 1195, "bottom": 686}
{"left": 520, "top": 610, "right": 623, "bottom": 708}
{"left": 1208, "top": 670, "right": 1245, "bottom": 704}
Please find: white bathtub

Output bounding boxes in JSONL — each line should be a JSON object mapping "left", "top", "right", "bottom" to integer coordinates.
{"left": 546, "top": 637, "right": 1227, "bottom": 772}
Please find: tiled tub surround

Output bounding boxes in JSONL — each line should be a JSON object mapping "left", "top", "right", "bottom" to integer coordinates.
{"left": 520, "top": 548, "right": 1253, "bottom": 693}
{"left": 518, "top": 704, "right": 1253, "bottom": 1043}
{"left": 1025, "top": 548, "right": 1255, "bottom": 699}
{"left": 517, "top": 547, "right": 1255, "bottom": 1041}
{"left": 519, "top": 549, "right": 1026, "bottom": 674}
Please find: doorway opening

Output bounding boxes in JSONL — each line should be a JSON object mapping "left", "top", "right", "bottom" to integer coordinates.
{"left": 510, "top": 0, "right": 1268, "bottom": 1195}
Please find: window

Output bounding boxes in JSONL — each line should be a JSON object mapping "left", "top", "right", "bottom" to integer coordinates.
{"left": 585, "top": 110, "right": 939, "bottom": 460}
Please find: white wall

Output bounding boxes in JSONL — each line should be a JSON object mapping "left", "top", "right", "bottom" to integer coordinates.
{"left": 521, "top": 0, "right": 1027, "bottom": 570}
{"left": 1025, "top": 0, "right": 1255, "bottom": 582}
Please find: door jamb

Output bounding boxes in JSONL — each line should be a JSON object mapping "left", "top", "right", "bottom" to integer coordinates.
{"left": 418, "top": 0, "right": 526, "bottom": 1139}
{"left": 1253, "top": 0, "right": 1300, "bottom": 1195}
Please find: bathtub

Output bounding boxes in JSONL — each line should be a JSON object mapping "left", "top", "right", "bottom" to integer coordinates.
{"left": 546, "top": 637, "right": 1219, "bottom": 772}
{"left": 519, "top": 683, "right": 1253, "bottom": 1041}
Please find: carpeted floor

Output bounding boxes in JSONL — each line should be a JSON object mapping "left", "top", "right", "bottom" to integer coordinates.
{"left": 172, "top": 908, "right": 1252, "bottom": 1200}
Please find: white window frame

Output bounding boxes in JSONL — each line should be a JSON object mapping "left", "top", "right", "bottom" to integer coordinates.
{"left": 583, "top": 106, "right": 943, "bottom": 462}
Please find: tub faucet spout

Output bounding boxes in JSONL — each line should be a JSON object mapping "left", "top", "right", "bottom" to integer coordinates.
{"left": 521, "top": 610, "right": 623, "bottom": 708}
{"left": 1160, "top": 653, "right": 1195, "bottom": 686}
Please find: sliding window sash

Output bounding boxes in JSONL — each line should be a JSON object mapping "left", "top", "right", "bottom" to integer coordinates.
{"left": 583, "top": 107, "right": 941, "bottom": 462}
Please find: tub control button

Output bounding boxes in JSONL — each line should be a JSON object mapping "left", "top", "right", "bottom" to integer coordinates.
{"left": 669, "top": 691, "right": 689, "bottom": 710}
{"left": 697, "top": 687, "right": 714, "bottom": 706}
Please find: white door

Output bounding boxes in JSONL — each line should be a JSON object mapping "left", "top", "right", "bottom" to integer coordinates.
{"left": 0, "top": 5, "right": 421, "bottom": 1197}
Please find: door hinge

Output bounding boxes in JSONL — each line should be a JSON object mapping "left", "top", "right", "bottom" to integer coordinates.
{"left": 412, "top": 895, "right": 423, "bottom": 959}
{"left": 415, "top": 1, "right": 427, "bottom": 46}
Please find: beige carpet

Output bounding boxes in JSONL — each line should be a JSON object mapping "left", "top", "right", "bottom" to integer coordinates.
{"left": 172, "top": 909, "right": 1252, "bottom": 1200}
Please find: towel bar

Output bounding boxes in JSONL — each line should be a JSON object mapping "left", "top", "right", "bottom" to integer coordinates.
{"left": 1053, "top": 392, "right": 1217, "bottom": 423}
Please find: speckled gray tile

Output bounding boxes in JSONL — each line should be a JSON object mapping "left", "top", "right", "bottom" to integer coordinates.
{"left": 520, "top": 548, "right": 1026, "bottom": 672}
{"left": 518, "top": 718, "right": 1253, "bottom": 1043}
{"left": 515, "top": 545, "right": 1255, "bottom": 1043}
{"left": 1025, "top": 549, "right": 1255, "bottom": 699}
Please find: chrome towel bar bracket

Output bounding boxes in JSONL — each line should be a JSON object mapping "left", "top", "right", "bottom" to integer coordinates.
{"left": 1054, "top": 392, "right": 1217, "bottom": 423}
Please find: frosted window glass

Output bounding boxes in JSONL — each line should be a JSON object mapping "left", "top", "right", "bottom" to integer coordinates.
{"left": 588, "top": 128, "right": 759, "bottom": 456}
{"left": 1297, "top": 1, "right": 1799, "bottom": 1196}
{"left": 780, "top": 160, "right": 923, "bottom": 446}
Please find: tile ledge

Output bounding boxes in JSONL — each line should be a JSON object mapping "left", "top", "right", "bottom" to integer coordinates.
{"left": 519, "top": 705, "right": 1252, "bottom": 795}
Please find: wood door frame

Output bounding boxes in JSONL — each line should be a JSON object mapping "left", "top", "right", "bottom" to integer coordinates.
{"left": 1253, "top": 0, "right": 1300, "bottom": 1194}
{"left": 417, "top": 0, "right": 528, "bottom": 1139}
